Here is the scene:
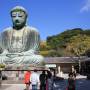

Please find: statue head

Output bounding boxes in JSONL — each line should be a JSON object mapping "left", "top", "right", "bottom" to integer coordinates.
{"left": 10, "top": 6, "right": 28, "bottom": 30}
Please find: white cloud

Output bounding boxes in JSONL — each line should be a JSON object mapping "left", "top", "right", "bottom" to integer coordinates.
{"left": 80, "top": 0, "right": 90, "bottom": 12}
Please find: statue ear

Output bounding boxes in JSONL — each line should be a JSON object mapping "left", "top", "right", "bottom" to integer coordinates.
{"left": 24, "top": 12, "right": 28, "bottom": 19}
{"left": 10, "top": 11, "right": 13, "bottom": 17}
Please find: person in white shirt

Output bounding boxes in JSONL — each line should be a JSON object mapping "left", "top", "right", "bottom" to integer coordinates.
{"left": 30, "top": 69, "right": 40, "bottom": 90}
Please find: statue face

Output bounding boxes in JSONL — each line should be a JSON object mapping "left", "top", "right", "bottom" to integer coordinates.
{"left": 11, "top": 11, "right": 27, "bottom": 28}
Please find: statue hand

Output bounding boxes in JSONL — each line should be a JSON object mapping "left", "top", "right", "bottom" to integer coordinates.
{"left": 6, "top": 53, "right": 23, "bottom": 58}
{"left": 0, "top": 49, "right": 8, "bottom": 56}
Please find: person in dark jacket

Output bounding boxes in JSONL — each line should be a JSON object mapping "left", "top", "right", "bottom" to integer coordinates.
{"left": 0, "top": 71, "right": 2, "bottom": 87}
{"left": 39, "top": 70, "right": 47, "bottom": 90}
{"left": 67, "top": 72, "right": 76, "bottom": 90}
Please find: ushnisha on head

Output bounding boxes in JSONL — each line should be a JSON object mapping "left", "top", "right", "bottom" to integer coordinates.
{"left": 10, "top": 6, "right": 28, "bottom": 30}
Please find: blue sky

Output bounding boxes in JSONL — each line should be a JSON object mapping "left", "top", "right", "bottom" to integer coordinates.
{"left": 0, "top": 0, "right": 90, "bottom": 40}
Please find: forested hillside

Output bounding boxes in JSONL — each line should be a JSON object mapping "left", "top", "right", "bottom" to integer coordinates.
{"left": 40, "top": 28, "right": 90, "bottom": 57}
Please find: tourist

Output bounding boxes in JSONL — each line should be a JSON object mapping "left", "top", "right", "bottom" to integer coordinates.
{"left": 72, "top": 66, "right": 76, "bottom": 79}
{"left": 46, "top": 70, "right": 54, "bottom": 90}
{"left": 0, "top": 71, "right": 2, "bottom": 87}
{"left": 24, "top": 70, "right": 31, "bottom": 90}
{"left": 30, "top": 69, "right": 39, "bottom": 90}
{"left": 67, "top": 72, "right": 76, "bottom": 90}
{"left": 39, "top": 70, "right": 47, "bottom": 90}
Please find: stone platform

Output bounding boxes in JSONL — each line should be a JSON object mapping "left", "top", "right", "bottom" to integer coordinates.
{"left": 2, "top": 65, "right": 46, "bottom": 71}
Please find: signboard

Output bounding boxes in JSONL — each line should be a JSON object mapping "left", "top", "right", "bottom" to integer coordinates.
{"left": 45, "top": 64, "right": 56, "bottom": 68}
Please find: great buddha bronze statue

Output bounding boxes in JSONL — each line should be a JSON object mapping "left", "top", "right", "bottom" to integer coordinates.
{"left": 0, "top": 6, "right": 44, "bottom": 66}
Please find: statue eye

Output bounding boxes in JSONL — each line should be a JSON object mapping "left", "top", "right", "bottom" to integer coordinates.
{"left": 12, "top": 15, "right": 16, "bottom": 18}
{"left": 18, "top": 15, "right": 23, "bottom": 17}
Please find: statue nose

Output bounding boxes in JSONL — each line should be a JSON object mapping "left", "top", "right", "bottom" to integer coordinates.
{"left": 15, "top": 19, "right": 19, "bottom": 23}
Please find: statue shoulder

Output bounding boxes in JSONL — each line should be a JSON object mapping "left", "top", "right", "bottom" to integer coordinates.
{"left": 25, "top": 26, "right": 39, "bottom": 33}
{"left": 1, "top": 27, "right": 12, "bottom": 39}
{"left": 2, "top": 27, "right": 12, "bottom": 34}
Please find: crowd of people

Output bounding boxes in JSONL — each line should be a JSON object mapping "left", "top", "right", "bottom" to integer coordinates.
{"left": 0, "top": 68, "right": 76, "bottom": 90}
{"left": 24, "top": 69, "right": 76, "bottom": 90}
{"left": 24, "top": 69, "right": 55, "bottom": 90}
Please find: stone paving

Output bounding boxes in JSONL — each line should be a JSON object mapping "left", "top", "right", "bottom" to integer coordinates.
{"left": 1, "top": 79, "right": 90, "bottom": 90}
{"left": 0, "top": 84, "right": 25, "bottom": 90}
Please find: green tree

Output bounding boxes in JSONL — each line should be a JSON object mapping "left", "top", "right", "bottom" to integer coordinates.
{"left": 66, "top": 34, "right": 90, "bottom": 72}
{"left": 47, "top": 28, "right": 83, "bottom": 50}
{"left": 66, "top": 35, "right": 90, "bottom": 56}
{"left": 47, "top": 28, "right": 90, "bottom": 56}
